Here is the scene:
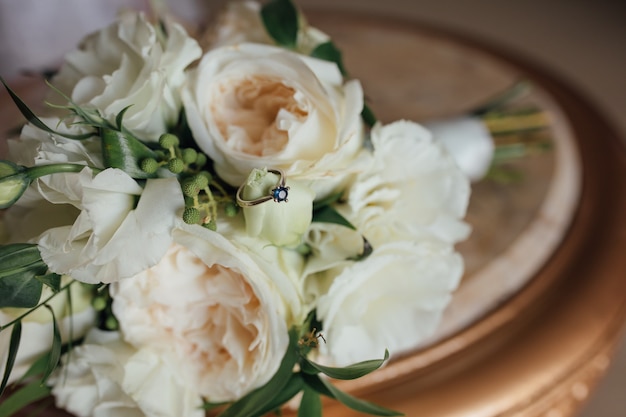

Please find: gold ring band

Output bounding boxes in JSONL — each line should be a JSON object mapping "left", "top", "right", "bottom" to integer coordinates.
{"left": 236, "top": 169, "right": 290, "bottom": 207}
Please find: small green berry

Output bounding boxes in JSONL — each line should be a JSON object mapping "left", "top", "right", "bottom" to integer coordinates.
{"left": 91, "top": 297, "right": 107, "bottom": 312}
{"left": 181, "top": 148, "right": 198, "bottom": 164}
{"left": 140, "top": 157, "right": 159, "bottom": 174}
{"left": 182, "top": 180, "right": 200, "bottom": 197}
{"left": 105, "top": 316, "right": 119, "bottom": 330}
{"left": 168, "top": 158, "right": 185, "bottom": 174}
{"left": 195, "top": 153, "right": 207, "bottom": 167}
{"left": 224, "top": 202, "right": 239, "bottom": 217}
{"left": 158, "top": 133, "right": 179, "bottom": 149}
{"left": 198, "top": 170, "right": 213, "bottom": 183}
{"left": 194, "top": 174, "right": 209, "bottom": 190}
{"left": 183, "top": 207, "right": 201, "bottom": 224}
{"left": 203, "top": 219, "right": 217, "bottom": 231}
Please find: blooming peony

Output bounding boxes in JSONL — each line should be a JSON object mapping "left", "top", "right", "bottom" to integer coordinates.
{"left": 51, "top": 329, "right": 204, "bottom": 417}
{"left": 110, "top": 223, "right": 298, "bottom": 402}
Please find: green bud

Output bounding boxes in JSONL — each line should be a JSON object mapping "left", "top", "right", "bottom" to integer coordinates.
{"left": 183, "top": 207, "right": 201, "bottom": 224}
{"left": 195, "top": 153, "right": 207, "bottom": 167}
{"left": 224, "top": 202, "right": 239, "bottom": 217}
{"left": 0, "top": 160, "right": 29, "bottom": 209}
{"left": 140, "top": 158, "right": 159, "bottom": 174}
{"left": 168, "top": 158, "right": 185, "bottom": 174}
{"left": 181, "top": 148, "right": 198, "bottom": 164}
{"left": 158, "top": 133, "right": 179, "bottom": 149}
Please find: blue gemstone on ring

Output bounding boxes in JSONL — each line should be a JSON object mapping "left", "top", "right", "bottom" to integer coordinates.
{"left": 272, "top": 186, "right": 289, "bottom": 202}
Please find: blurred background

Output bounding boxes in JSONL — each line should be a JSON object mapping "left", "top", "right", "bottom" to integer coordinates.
{"left": 1, "top": 0, "right": 624, "bottom": 415}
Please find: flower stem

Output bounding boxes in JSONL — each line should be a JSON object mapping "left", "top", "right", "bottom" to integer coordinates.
{"left": 25, "top": 163, "right": 102, "bottom": 180}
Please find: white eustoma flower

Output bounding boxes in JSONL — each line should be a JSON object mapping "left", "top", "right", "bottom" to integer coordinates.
{"left": 38, "top": 168, "right": 184, "bottom": 284}
{"left": 110, "top": 222, "right": 296, "bottom": 403}
{"left": 347, "top": 120, "right": 471, "bottom": 246}
{"left": 49, "top": 11, "right": 202, "bottom": 141}
{"left": 183, "top": 43, "right": 364, "bottom": 197}
{"left": 315, "top": 240, "right": 464, "bottom": 366}
{"left": 0, "top": 278, "right": 95, "bottom": 385}
{"left": 239, "top": 168, "right": 315, "bottom": 246}
{"left": 51, "top": 329, "right": 204, "bottom": 417}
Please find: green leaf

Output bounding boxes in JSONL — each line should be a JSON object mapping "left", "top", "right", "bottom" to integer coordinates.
{"left": 0, "top": 274, "right": 44, "bottom": 309}
{"left": 302, "top": 350, "right": 389, "bottom": 380}
{"left": 303, "top": 373, "right": 403, "bottom": 416}
{"left": 35, "top": 273, "right": 61, "bottom": 293}
{"left": 0, "top": 244, "right": 44, "bottom": 272}
{"left": 217, "top": 329, "right": 300, "bottom": 417}
{"left": 0, "top": 77, "right": 93, "bottom": 140}
{"left": 298, "top": 386, "right": 322, "bottom": 417}
{"left": 0, "top": 244, "right": 47, "bottom": 308}
{"left": 361, "top": 103, "right": 377, "bottom": 128}
{"left": 311, "top": 41, "right": 347, "bottom": 76}
{"left": 470, "top": 80, "right": 531, "bottom": 116}
{"left": 115, "top": 105, "right": 133, "bottom": 131}
{"left": 312, "top": 205, "right": 356, "bottom": 230}
{"left": 41, "top": 305, "right": 62, "bottom": 384}
{"left": 250, "top": 372, "right": 305, "bottom": 417}
{"left": 0, "top": 379, "right": 51, "bottom": 417}
{"left": 0, "top": 322, "right": 21, "bottom": 398}
{"left": 261, "top": 0, "right": 299, "bottom": 48}
{"left": 312, "top": 192, "right": 343, "bottom": 211}
{"left": 101, "top": 128, "right": 158, "bottom": 179}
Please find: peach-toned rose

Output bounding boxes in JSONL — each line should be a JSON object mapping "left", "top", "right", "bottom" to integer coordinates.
{"left": 183, "top": 43, "right": 364, "bottom": 198}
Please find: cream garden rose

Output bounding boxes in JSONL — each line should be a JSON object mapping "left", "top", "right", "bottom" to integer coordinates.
{"left": 110, "top": 223, "right": 299, "bottom": 402}
{"left": 50, "top": 11, "right": 202, "bottom": 141}
{"left": 37, "top": 168, "right": 184, "bottom": 284}
{"left": 183, "top": 43, "right": 364, "bottom": 197}
{"left": 315, "top": 240, "right": 464, "bottom": 366}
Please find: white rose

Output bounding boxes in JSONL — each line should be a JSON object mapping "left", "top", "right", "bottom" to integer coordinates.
{"left": 38, "top": 168, "right": 184, "bottom": 284}
{"left": 205, "top": 0, "right": 330, "bottom": 54}
{"left": 110, "top": 222, "right": 295, "bottom": 402}
{"left": 50, "top": 11, "right": 202, "bottom": 141}
{"left": 51, "top": 329, "right": 204, "bottom": 417}
{"left": 315, "top": 240, "right": 463, "bottom": 366}
{"left": 347, "top": 120, "right": 471, "bottom": 246}
{"left": 424, "top": 116, "right": 495, "bottom": 182}
{"left": 0, "top": 278, "right": 95, "bottom": 385}
{"left": 239, "top": 168, "right": 315, "bottom": 246}
{"left": 183, "top": 43, "right": 364, "bottom": 197}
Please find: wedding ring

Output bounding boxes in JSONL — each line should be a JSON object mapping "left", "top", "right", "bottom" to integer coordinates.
{"left": 236, "top": 169, "right": 290, "bottom": 207}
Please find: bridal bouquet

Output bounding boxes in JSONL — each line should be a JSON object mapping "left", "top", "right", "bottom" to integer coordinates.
{"left": 0, "top": 0, "right": 471, "bottom": 416}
